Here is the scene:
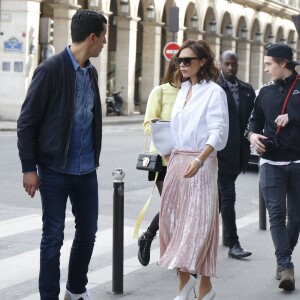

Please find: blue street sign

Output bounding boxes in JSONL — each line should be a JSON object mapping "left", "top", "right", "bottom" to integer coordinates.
{"left": 4, "top": 37, "right": 23, "bottom": 52}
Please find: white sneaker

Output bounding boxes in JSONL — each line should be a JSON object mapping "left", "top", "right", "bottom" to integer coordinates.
{"left": 64, "top": 289, "right": 93, "bottom": 300}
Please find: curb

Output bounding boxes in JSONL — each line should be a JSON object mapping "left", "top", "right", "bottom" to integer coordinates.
{"left": 0, "top": 115, "right": 145, "bottom": 132}
{"left": 103, "top": 119, "right": 143, "bottom": 126}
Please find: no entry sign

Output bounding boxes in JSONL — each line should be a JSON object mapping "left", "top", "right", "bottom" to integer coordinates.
{"left": 163, "top": 42, "right": 180, "bottom": 61}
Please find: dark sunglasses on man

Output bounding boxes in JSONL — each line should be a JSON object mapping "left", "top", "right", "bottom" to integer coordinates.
{"left": 174, "top": 57, "right": 202, "bottom": 66}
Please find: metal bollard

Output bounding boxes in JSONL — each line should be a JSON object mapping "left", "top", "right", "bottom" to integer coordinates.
{"left": 258, "top": 182, "right": 267, "bottom": 230}
{"left": 112, "top": 168, "right": 125, "bottom": 294}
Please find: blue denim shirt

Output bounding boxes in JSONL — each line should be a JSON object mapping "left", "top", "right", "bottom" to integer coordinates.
{"left": 53, "top": 46, "right": 96, "bottom": 175}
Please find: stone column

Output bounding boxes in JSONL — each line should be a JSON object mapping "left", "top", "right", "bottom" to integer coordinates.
{"left": 139, "top": 21, "right": 163, "bottom": 114}
{"left": 204, "top": 34, "right": 221, "bottom": 60}
{"left": 296, "top": 48, "right": 300, "bottom": 64}
{"left": 176, "top": 28, "right": 185, "bottom": 45}
{"left": 115, "top": 16, "right": 139, "bottom": 116}
{"left": 296, "top": 50, "right": 300, "bottom": 74}
{"left": 236, "top": 40, "right": 251, "bottom": 82}
{"left": 221, "top": 37, "right": 236, "bottom": 53}
{"left": 250, "top": 43, "right": 264, "bottom": 90}
{"left": 90, "top": 11, "right": 111, "bottom": 117}
{"left": 50, "top": 1, "right": 81, "bottom": 53}
{"left": 185, "top": 30, "right": 204, "bottom": 41}
{"left": 0, "top": 0, "right": 43, "bottom": 120}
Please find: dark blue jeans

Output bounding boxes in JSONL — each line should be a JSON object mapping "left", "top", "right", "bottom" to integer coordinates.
{"left": 218, "top": 173, "right": 239, "bottom": 248}
{"left": 38, "top": 166, "right": 98, "bottom": 300}
{"left": 260, "top": 163, "right": 300, "bottom": 270}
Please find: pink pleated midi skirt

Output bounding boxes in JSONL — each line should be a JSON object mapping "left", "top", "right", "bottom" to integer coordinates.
{"left": 158, "top": 150, "right": 219, "bottom": 277}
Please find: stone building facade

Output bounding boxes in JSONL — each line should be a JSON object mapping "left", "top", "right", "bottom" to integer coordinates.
{"left": 0, "top": 0, "right": 299, "bottom": 120}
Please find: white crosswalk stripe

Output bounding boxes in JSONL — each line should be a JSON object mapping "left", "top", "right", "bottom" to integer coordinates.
{"left": 20, "top": 249, "right": 161, "bottom": 300}
{"left": 0, "top": 214, "right": 42, "bottom": 238}
{"left": 102, "top": 125, "right": 140, "bottom": 134}
{"left": 0, "top": 226, "right": 138, "bottom": 291}
{"left": 0, "top": 214, "right": 72, "bottom": 238}
{"left": 0, "top": 210, "right": 259, "bottom": 299}
{"left": 219, "top": 210, "right": 259, "bottom": 236}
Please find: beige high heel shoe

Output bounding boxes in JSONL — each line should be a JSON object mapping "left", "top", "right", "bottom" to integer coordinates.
{"left": 173, "top": 275, "right": 197, "bottom": 300}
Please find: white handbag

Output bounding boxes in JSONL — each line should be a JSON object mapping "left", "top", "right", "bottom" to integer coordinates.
{"left": 150, "top": 119, "right": 173, "bottom": 156}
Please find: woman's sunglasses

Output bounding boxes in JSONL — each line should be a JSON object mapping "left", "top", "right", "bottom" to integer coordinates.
{"left": 174, "top": 57, "right": 202, "bottom": 66}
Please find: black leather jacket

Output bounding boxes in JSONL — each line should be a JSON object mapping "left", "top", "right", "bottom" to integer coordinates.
{"left": 17, "top": 48, "right": 102, "bottom": 172}
{"left": 247, "top": 72, "right": 300, "bottom": 162}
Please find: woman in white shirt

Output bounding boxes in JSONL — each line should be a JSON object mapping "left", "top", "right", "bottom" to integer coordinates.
{"left": 158, "top": 40, "right": 229, "bottom": 300}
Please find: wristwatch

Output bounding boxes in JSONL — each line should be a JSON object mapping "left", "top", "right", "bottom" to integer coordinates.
{"left": 244, "top": 130, "right": 253, "bottom": 141}
{"left": 194, "top": 157, "right": 204, "bottom": 168}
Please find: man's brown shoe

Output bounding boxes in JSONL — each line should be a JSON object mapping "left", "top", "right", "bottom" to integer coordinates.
{"left": 279, "top": 268, "right": 295, "bottom": 291}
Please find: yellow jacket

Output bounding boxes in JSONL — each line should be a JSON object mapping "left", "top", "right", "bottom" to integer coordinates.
{"left": 143, "top": 82, "right": 179, "bottom": 166}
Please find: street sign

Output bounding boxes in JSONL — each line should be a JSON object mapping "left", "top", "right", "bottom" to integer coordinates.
{"left": 163, "top": 42, "right": 180, "bottom": 61}
{"left": 4, "top": 37, "right": 23, "bottom": 52}
{"left": 169, "top": 7, "right": 179, "bottom": 33}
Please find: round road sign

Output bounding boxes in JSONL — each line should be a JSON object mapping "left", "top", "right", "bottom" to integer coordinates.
{"left": 163, "top": 42, "right": 180, "bottom": 61}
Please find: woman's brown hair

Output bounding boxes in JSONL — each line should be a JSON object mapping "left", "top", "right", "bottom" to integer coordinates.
{"left": 174, "top": 39, "right": 220, "bottom": 84}
{"left": 162, "top": 56, "right": 178, "bottom": 84}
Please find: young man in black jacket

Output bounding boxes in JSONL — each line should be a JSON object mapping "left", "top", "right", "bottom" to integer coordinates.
{"left": 17, "top": 10, "right": 107, "bottom": 300}
{"left": 217, "top": 51, "right": 255, "bottom": 259}
{"left": 246, "top": 43, "right": 300, "bottom": 292}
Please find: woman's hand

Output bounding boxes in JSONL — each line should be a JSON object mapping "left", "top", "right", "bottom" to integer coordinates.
{"left": 183, "top": 160, "right": 201, "bottom": 178}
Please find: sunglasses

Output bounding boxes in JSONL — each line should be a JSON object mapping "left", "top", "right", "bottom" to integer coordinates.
{"left": 174, "top": 57, "right": 202, "bottom": 66}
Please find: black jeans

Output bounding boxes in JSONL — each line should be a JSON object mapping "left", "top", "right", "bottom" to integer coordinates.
{"left": 218, "top": 173, "right": 239, "bottom": 248}
{"left": 38, "top": 166, "right": 98, "bottom": 300}
{"left": 260, "top": 163, "right": 300, "bottom": 270}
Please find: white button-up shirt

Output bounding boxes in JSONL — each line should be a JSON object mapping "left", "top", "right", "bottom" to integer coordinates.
{"left": 171, "top": 80, "right": 229, "bottom": 154}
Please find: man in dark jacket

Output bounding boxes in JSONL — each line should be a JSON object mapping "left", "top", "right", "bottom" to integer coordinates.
{"left": 246, "top": 43, "right": 300, "bottom": 292}
{"left": 217, "top": 51, "right": 255, "bottom": 259}
{"left": 17, "top": 10, "right": 107, "bottom": 300}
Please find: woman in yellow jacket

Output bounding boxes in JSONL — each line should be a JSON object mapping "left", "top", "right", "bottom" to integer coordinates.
{"left": 138, "top": 57, "right": 179, "bottom": 266}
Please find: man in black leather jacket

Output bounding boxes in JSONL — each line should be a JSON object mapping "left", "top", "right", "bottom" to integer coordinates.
{"left": 17, "top": 10, "right": 107, "bottom": 300}
{"left": 217, "top": 51, "right": 255, "bottom": 259}
{"left": 246, "top": 43, "right": 300, "bottom": 292}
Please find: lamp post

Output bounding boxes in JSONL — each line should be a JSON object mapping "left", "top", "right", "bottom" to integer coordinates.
{"left": 209, "top": 18, "right": 216, "bottom": 34}
{"left": 226, "top": 22, "right": 233, "bottom": 37}
{"left": 241, "top": 26, "right": 248, "bottom": 40}
{"left": 89, "top": 0, "right": 99, "bottom": 10}
{"left": 191, "top": 14, "right": 199, "bottom": 31}
{"left": 280, "top": 36, "right": 286, "bottom": 43}
{"left": 120, "top": 0, "right": 129, "bottom": 17}
{"left": 146, "top": 1, "right": 155, "bottom": 21}
{"left": 255, "top": 29, "right": 262, "bottom": 42}
{"left": 289, "top": 39, "right": 296, "bottom": 50}
{"left": 268, "top": 32, "right": 274, "bottom": 44}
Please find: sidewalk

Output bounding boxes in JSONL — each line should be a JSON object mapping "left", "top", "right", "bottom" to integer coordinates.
{"left": 93, "top": 221, "right": 300, "bottom": 300}
{"left": 0, "top": 114, "right": 145, "bottom": 131}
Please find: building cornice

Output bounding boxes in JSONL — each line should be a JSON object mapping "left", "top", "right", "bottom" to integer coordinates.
{"left": 230, "top": 0, "right": 300, "bottom": 19}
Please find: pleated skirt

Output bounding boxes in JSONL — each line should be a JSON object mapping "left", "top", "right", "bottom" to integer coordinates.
{"left": 158, "top": 150, "right": 219, "bottom": 277}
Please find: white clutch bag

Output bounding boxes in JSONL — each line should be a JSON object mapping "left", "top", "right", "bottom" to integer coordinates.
{"left": 150, "top": 120, "right": 173, "bottom": 156}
